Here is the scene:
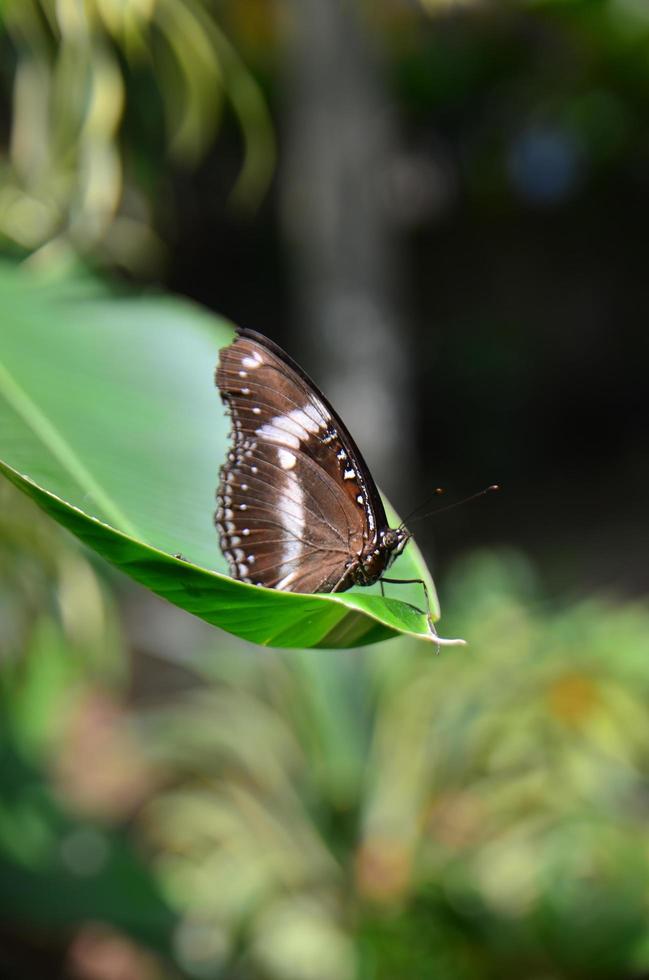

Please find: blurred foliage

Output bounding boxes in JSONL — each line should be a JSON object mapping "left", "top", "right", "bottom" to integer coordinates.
{"left": 7, "top": 465, "right": 649, "bottom": 977}
{"left": 3, "top": 0, "right": 649, "bottom": 977}
{"left": 0, "top": 480, "right": 176, "bottom": 975}
{"left": 0, "top": 477, "right": 123, "bottom": 682}
{"left": 135, "top": 553, "right": 649, "bottom": 979}
{"left": 2, "top": 0, "right": 649, "bottom": 278}
{"left": 384, "top": 0, "right": 649, "bottom": 213}
{"left": 0, "top": 0, "right": 275, "bottom": 272}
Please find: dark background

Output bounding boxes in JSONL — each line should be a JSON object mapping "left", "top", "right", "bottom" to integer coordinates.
{"left": 159, "top": 2, "right": 649, "bottom": 600}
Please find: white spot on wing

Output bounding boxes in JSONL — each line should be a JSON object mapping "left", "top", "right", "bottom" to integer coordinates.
{"left": 257, "top": 407, "right": 327, "bottom": 451}
{"left": 278, "top": 448, "right": 296, "bottom": 470}
{"left": 274, "top": 469, "right": 306, "bottom": 589}
{"left": 257, "top": 420, "right": 300, "bottom": 451}
{"left": 286, "top": 408, "right": 321, "bottom": 436}
{"left": 242, "top": 355, "right": 261, "bottom": 369}
{"left": 343, "top": 469, "right": 355, "bottom": 480}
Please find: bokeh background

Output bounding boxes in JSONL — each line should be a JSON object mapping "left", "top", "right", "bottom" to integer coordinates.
{"left": 2, "top": 0, "right": 649, "bottom": 977}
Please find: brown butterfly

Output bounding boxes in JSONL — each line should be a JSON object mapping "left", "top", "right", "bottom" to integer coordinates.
{"left": 215, "top": 327, "right": 441, "bottom": 629}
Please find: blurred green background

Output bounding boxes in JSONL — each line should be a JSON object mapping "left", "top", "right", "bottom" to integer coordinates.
{"left": 2, "top": 0, "right": 649, "bottom": 977}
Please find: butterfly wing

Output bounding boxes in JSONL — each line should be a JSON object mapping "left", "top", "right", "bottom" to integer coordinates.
{"left": 215, "top": 328, "right": 387, "bottom": 592}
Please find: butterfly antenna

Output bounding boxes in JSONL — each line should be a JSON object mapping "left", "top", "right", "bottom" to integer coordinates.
{"left": 399, "top": 487, "right": 447, "bottom": 527}
{"left": 401, "top": 484, "right": 500, "bottom": 528}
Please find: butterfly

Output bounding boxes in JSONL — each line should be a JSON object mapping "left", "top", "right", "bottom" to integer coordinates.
{"left": 214, "top": 327, "right": 436, "bottom": 626}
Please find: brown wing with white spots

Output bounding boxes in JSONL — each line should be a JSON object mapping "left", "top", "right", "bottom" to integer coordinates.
{"left": 215, "top": 329, "right": 382, "bottom": 593}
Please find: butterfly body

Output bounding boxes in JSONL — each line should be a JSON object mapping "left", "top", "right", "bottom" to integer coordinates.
{"left": 215, "top": 328, "right": 411, "bottom": 595}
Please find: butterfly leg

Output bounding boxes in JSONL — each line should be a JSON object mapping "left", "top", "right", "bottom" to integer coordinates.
{"left": 379, "top": 575, "right": 431, "bottom": 621}
{"left": 379, "top": 576, "right": 466, "bottom": 650}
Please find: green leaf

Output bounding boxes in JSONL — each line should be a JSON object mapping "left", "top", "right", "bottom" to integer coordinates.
{"left": 0, "top": 264, "right": 454, "bottom": 649}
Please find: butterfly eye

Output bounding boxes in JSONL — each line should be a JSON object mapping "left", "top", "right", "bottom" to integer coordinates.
{"left": 382, "top": 529, "right": 398, "bottom": 549}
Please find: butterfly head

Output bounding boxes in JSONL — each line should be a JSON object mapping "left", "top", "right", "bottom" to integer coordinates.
{"left": 381, "top": 526, "right": 410, "bottom": 565}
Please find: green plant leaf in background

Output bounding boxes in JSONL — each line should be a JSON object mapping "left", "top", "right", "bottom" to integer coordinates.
{"left": 0, "top": 264, "right": 453, "bottom": 649}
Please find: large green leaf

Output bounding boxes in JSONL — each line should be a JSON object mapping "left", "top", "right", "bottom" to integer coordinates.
{"left": 0, "top": 264, "right": 460, "bottom": 649}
